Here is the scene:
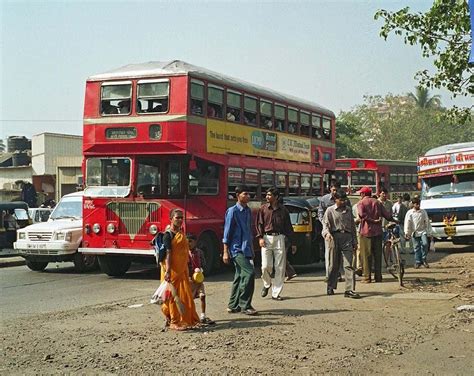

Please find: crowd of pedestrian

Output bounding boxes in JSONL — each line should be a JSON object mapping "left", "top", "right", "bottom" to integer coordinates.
{"left": 156, "top": 183, "right": 433, "bottom": 330}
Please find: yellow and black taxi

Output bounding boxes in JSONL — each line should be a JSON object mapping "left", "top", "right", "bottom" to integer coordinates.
{"left": 283, "top": 196, "right": 323, "bottom": 265}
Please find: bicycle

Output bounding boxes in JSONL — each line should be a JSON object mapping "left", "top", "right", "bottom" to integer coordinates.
{"left": 383, "top": 223, "right": 405, "bottom": 287}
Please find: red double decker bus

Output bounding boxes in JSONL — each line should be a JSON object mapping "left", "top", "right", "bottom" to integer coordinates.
{"left": 334, "top": 158, "right": 418, "bottom": 200}
{"left": 79, "top": 60, "right": 336, "bottom": 276}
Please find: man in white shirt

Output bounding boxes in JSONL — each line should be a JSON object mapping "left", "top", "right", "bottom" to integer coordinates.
{"left": 404, "top": 197, "right": 432, "bottom": 268}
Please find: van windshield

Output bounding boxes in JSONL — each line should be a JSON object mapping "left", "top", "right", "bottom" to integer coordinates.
{"left": 50, "top": 197, "right": 82, "bottom": 219}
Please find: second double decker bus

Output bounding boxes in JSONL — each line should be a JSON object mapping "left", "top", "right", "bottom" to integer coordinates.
{"left": 334, "top": 158, "right": 418, "bottom": 200}
{"left": 79, "top": 60, "right": 336, "bottom": 276}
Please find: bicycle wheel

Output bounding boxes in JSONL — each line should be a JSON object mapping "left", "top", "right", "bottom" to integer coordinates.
{"left": 392, "top": 243, "right": 404, "bottom": 286}
{"left": 383, "top": 241, "right": 391, "bottom": 268}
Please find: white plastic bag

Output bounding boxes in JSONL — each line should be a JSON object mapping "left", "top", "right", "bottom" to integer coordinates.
{"left": 429, "top": 238, "right": 436, "bottom": 253}
{"left": 150, "top": 280, "right": 170, "bottom": 304}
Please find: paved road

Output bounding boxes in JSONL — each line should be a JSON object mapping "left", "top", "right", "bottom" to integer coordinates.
{"left": 1, "top": 242, "right": 470, "bottom": 323}
{"left": 0, "top": 262, "right": 162, "bottom": 322}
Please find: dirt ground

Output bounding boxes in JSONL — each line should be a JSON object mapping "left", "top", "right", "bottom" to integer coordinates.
{"left": 1, "top": 249, "right": 473, "bottom": 375}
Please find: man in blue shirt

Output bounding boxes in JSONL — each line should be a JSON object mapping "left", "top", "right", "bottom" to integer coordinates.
{"left": 222, "top": 185, "right": 257, "bottom": 315}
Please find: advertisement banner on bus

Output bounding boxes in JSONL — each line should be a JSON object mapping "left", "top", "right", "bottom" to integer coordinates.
{"left": 206, "top": 119, "right": 311, "bottom": 162}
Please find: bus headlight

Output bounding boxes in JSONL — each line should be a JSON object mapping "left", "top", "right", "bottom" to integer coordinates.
{"left": 93, "top": 223, "right": 101, "bottom": 234}
{"left": 107, "top": 223, "right": 116, "bottom": 234}
{"left": 149, "top": 224, "right": 158, "bottom": 235}
{"left": 18, "top": 232, "right": 26, "bottom": 240}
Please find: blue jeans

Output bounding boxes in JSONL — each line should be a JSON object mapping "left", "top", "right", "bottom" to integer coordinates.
{"left": 413, "top": 233, "right": 428, "bottom": 265}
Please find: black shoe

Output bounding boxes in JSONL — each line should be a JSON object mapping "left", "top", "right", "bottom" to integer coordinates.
{"left": 414, "top": 264, "right": 421, "bottom": 269}
{"left": 261, "top": 286, "right": 270, "bottom": 298}
{"left": 344, "top": 290, "right": 361, "bottom": 299}
{"left": 271, "top": 296, "right": 283, "bottom": 301}
{"left": 423, "top": 261, "right": 430, "bottom": 268}
{"left": 327, "top": 288, "right": 335, "bottom": 296}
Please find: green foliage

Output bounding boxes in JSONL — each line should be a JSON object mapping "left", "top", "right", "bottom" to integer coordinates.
{"left": 374, "top": 0, "right": 473, "bottom": 121}
{"left": 408, "top": 86, "right": 441, "bottom": 109}
{"left": 337, "top": 92, "right": 474, "bottom": 160}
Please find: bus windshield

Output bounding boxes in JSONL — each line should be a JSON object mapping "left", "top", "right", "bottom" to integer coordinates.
{"left": 84, "top": 157, "right": 131, "bottom": 197}
{"left": 422, "top": 172, "right": 474, "bottom": 199}
{"left": 351, "top": 170, "right": 375, "bottom": 186}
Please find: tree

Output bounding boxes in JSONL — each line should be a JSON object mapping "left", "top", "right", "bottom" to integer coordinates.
{"left": 375, "top": 0, "right": 473, "bottom": 120}
{"left": 407, "top": 86, "right": 441, "bottom": 109}
{"left": 335, "top": 119, "right": 363, "bottom": 158}
{"left": 337, "top": 93, "right": 474, "bottom": 160}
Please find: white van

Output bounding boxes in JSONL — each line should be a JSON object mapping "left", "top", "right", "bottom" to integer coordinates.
{"left": 15, "top": 192, "right": 98, "bottom": 272}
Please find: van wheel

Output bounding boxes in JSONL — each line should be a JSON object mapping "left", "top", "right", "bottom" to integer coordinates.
{"left": 26, "top": 260, "right": 48, "bottom": 271}
{"left": 98, "top": 255, "right": 131, "bottom": 277}
{"left": 197, "top": 232, "right": 219, "bottom": 275}
{"left": 73, "top": 252, "right": 99, "bottom": 273}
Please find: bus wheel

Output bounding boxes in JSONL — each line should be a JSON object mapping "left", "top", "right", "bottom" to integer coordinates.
{"left": 73, "top": 252, "right": 99, "bottom": 273}
{"left": 98, "top": 255, "right": 131, "bottom": 277}
{"left": 198, "top": 232, "right": 219, "bottom": 275}
{"left": 26, "top": 260, "right": 48, "bottom": 271}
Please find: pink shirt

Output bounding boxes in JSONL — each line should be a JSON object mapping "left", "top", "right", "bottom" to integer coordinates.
{"left": 357, "top": 196, "right": 392, "bottom": 237}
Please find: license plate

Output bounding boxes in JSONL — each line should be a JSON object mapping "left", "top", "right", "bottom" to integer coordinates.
{"left": 27, "top": 243, "right": 47, "bottom": 249}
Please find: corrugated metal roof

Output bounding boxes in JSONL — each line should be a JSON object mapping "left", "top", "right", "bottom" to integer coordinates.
{"left": 88, "top": 60, "right": 334, "bottom": 117}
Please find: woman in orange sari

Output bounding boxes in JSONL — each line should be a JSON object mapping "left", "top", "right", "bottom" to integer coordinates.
{"left": 161, "top": 209, "right": 200, "bottom": 331}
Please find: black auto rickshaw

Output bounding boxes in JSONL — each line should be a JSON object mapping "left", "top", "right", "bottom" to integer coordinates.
{"left": 0, "top": 201, "right": 31, "bottom": 252}
{"left": 283, "top": 196, "right": 323, "bottom": 265}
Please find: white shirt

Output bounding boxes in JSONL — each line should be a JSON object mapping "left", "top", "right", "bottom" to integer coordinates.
{"left": 404, "top": 208, "right": 432, "bottom": 237}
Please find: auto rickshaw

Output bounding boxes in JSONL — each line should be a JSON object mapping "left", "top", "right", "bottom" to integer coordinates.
{"left": 283, "top": 196, "right": 323, "bottom": 265}
{"left": 0, "top": 201, "right": 31, "bottom": 253}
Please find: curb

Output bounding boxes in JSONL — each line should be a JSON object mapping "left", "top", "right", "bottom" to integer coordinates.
{"left": 0, "top": 257, "right": 26, "bottom": 268}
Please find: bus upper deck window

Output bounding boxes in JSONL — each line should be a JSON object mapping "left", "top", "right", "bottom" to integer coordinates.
{"left": 322, "top": 118, "right": 332, "bottom": 140}
{"left": 226, "top": 91, "right": 242, "bottom": 122}
{"left": 300, "top": 112, "right": 310, "bottom": 137}
{"left": 275, "top": 104, "right": 286, "bottom": 132}
{"left": 311, "top": 114, "right": 322, "bottom": 139}
{"left": 260, "top": 100, "right": 273, "bottom": 130}
{"left": 137, "top": 80, "right": 169, "bottom": 114}
{"left": 288, "top": 108, "right": 298, "bottom": 134}
{"left": 190, "top": 79, "right": 204, "bottom": 116}
{"left": 244, "top": 96, "right": 257, "bottom": 126}
{"left": 208, "top": 85, "right": 224, "bottom": 119}
{"left": 100, "top": 82, "right": 132, "bottom": 116}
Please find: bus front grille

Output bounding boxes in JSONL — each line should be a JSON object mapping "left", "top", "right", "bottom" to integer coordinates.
{"left": 106, "top": 202, "right": 160, "bottom": 237}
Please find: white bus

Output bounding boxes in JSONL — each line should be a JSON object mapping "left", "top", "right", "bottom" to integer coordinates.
{"left": 418, "top": 142, "right": 474, "bottom": 244}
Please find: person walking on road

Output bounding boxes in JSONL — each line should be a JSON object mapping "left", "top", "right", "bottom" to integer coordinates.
{"left": 322, "top": 189, "right": 360, "bottom": 298}
{"left": 160, "top": 209, "right": 200, "bottom": 331}
{"left": 404, "top": 197, "right": 433, "bottom": 269}
{"left": 318, "top": 180, "right": 350, "bottom": 280}
{"left": 256, "top": 187, "right": 295, "bottom": 301}
{"left": 222, "top": 185, "right": 257, "bottom": 315}
{"left": 357, "top": 186, "right": 392, "bottom": 283}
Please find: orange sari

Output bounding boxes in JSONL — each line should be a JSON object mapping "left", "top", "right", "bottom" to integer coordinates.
{"left": 161, "top": 231, "right": 200, "bottom": 330}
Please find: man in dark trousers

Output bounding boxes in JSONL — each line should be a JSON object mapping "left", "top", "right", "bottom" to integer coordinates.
{"left": 322, "top": 190, "right": 360, "bottom": 298}
{"left": 255, "top": 187, "right": 295, "bottom": 301}
{"left": 222, "top": 185, "right": 257, "bottom": 315}
{"left": 357, "top": 186, "right": 392, "bottom": 283}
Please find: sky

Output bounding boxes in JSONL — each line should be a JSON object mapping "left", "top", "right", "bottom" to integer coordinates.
{"left": 1, "top": 0, "right": 471, "bottom": 142}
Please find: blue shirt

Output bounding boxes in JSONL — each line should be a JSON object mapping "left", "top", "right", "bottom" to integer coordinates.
{"left": 222, "top": 202, "right": 253, "bottom": 258}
